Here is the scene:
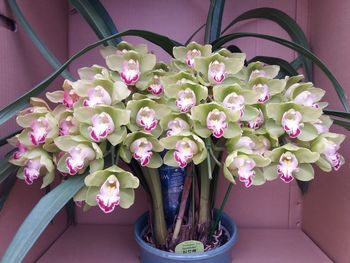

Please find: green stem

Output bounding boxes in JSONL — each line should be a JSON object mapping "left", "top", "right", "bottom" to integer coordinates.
{"left": 141, "top": 167, "right": 167, "bottom": 247}
{"left": 209, "top": 182, "right": 233, "bottom": 239}
{"left": 199, "top": 162, "right": 211, "bottom": 225}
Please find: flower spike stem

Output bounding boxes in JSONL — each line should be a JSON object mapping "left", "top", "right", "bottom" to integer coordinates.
{"left": 205, "top": 138, "right": 213, "bottom": 179}
{"left": 141, "top": 167, "right": 167, "bottom": 248}
{"left": 209, "top": 182, "right": 233, "bottom": 240}
{"left": 199, "top": 161, "right": 211, "bottom": 225}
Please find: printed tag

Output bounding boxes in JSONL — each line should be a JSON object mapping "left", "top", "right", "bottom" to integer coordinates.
{"left": 175, "top": 240, "right": 204, "bottom": 254}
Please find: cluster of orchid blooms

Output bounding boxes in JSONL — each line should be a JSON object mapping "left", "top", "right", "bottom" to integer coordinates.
{"left": 8, "top": 41, "right": 345, "bottom": 214}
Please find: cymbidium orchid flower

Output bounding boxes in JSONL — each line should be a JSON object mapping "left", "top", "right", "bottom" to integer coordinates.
{"left": 13, "top": 143, "right": 28, "bottom": 160}
{"left": 59, "top": 116, "right": 78, "bottom": 136}
{"left": 222, "top": 93, "right": 245, "bottom": 116}
{"left": 208, "top": 60, "right": 226, "bottom": 84}
{"left": 206, "top": 109, "right": 229, "bottom": 138}
{"left": 130, "top": 137, "right": 154, "bottom": 166}
{"left": 172, "top": 42, "right": 212, "bottom": 69}
{"left": 249, "top": 69, "right": 266, "bottom": 80}
{"left": 322, "top": 140, "right": 343, "bottom": 171}
{"left": 96, "top": 176, "right": 121, "bottom": 213}
{"left": 281, "top": 109, "right": 303, "bottom": 138}
{"left": 88, "top": 112, "right": 115, "bottom": 142}
{"left": 46, "top": 80, "right": 80, "bottom": 109}
{"left": 100, "top": 41, "right": 148, "bottom": 58}
{"left": 136, "top": 107, "right": 158, "bottom": 132}
{"left": 167, "top": 118, "right": 190, "bottom": 136}
{"left": 277, "top": 152, "right": 299, "bottom": 183}
{"left": 174, "top": 139, "right": 198, "bottom": 168}
{"left": 240, "top": 61, "right": 279, "bottom": 82}
{"left": 65, "top": 145, "right": 96, "bottom": 175}
{"left": 23, "top": 159, "right": 42, "bottom": 185}
{"left": 293, "top": 91, "right": 318, "bottom": 108}
{"left": 234, "top": 156, "right": 256, "bottom": 187}
{"left": 147, "top": 75, "right": 164, "bottom": 95}
{"left": 246, "top": 109, "right": 264, "bottom": 130}
{"left": 29, "top": 117, "right": 50, "bottom": 146}
{"left": 63, "top": 89, "right": 80, "bottom": 108}
{"left": 83, "top": 86, "right": 112, "bottom": 107}
{"left": 120, "top": 59, "right": 141, "bottom": 85}
{"left": 176, "top": 88, "right": 197, "bottom": 112}
{"left": 252, "top": 83, "right": 270, "bottom": 103}
{"left": 186, "top": 49, "right": 201, "bottom": 67}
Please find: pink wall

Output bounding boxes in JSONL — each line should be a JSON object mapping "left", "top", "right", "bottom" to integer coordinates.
{"left": 68, "top": 0, "right": 306, "bottom": 228}
{"left": 0, "top": 0, "right": 69, "bottom": 261}
{"left": 302, "top": 0, "right": 350, "bottom": 262}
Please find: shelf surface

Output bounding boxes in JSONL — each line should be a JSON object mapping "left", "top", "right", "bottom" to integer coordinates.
{"left": 37, "top": 225, "right": 331, "bottom": 263}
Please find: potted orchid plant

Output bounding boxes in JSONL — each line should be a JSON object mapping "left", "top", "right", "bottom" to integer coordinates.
{"left": 1, "top": 1, "right": 349, "bottom": 263}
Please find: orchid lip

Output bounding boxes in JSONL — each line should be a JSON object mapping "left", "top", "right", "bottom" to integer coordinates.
{"left": 13, "top": 143, "right": 27, "bottom": 160}
{"left": 207, "top": 109, "right": 228, "bottom": 138}
{"left": 233, "top": 157, "right": 256, "bottom": 188}
{"left": 223, "top": 93, "right": 245, "bottom": 116}
{"left": 208, "top": 60, "right": 225, "bottom": 84}
{"left": 23, "top": 159, "right": 42, "bottom": 185}
{"left": 174, "top": 139, "right": 198, "bottom": 168}
{"left": 29, "top": 117, "right": 50, "bottom": 146}
{"left": 83, "top": 86, "right": 112, "bottom": 107}
{"left": 136, "top": 107, "right": 158, "bottom": 132}
{"left": 63, "top": 90, "right": 79, "bottom": 108}
{"left": 247, "top": 109, "right": 264, "bottom": 130}
{"left": 281, "top": 109, "right": 303, "bottom": 138}
{"left": 323, "top": 140, "right": 343, "bottom": 171}
{"left": 96, "top": 177, "right": 120, "bottom": 213}
{"left": 120, "top": 59, "right": 140, "bottom": 85}
{"left": 130, "top": 138, "right": 153, "bottom": 166}
{"left": 147, "top": 75, "right": 164, "bottom": 95}
{"left": 176, "top": 88, "right": 197, "bottom": 113}
{"left": 277, "top": 152, "right": 299, "bottom": 183}
{"left": 59, "top": 116, "right": 76, "bottom": 136}
{"left": 185, "top": 49, "right": 201, "bottom": 67}
{"left": 65, "top": 146, "right": 95, "bottom": 175}
{"left": 167, "top": 118, "right": 190, "bottom": 136}
{"left": 252, "top": 84, "right": 270, "bottom": 103}
{"left": 88, "top": 112, "right": 115, "bottom": 142}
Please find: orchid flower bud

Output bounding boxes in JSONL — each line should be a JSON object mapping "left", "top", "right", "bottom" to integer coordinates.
{"left": 185, "top": 49, "right": 201, "bottom": 67}
{"left": 206, "top": 109, "right": 228, "bottom": 138}
{"left": 136, "top": 107, "right": 158, "bottom": 132}
{"left": 23, "top": 159, "right": 42, "bottom": 185}
{"left": 83, "top": 86, "right": 112, "bottom": 107}
{"left": 174, "top": 139, "right": 198, "bottom": 168}
{"left": 96, "top": 176, "right": 121, "bottom": 213}
{"left": 29, "top": 117, "right": 50, "bottom": 146}
{"left": 281, "top": 109, "right": 303, "bottom": 138}
{"left": 167, "top": 118, "right": 190, "bottom": 136}
{"left": 88, "top": 112, "right": 115, "bottom": 142}
{"left": 176, "top": 88, "right": 197, "bottom": 113}
{"left": 252, "top": 83, "right": 270, "bottom": 103}
{"left": 65, "top": 145, "right": 96, "bottom": 175}
{"left": 130, "top": 137, "right": 153, "bottom": 166}
{"left": 208, "top": 60, "right": 226, "bottom": 84}
{"left": 120, "top": 59, "right": 140, "bottom": 85}
{"left": 277, "top": 152, "right": 299, "bottom": 183}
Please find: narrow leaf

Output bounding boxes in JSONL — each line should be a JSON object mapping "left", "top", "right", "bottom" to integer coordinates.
{"left": 0, "top": 29, "right": 181, "bottom": 126}
{"left": 221, "top": 7, "right": 312, "bottom": 81}
{"left": 0, "top": 156, "right": 16, "bottom": 184}
{"left": 1, "top": 175, "right": 86, "bottom": 263}
{"left": 212, "top": 32, "right": 349, "bottom": 112}
{"left": 204, "top": 0, "right": 225, "bottom": 43}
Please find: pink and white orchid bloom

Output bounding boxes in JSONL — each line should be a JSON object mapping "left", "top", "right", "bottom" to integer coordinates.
{"left": 294, "top": 91, "right": 318, "bottom": 108}
{"left": 223, "top": 93, "right": 245, "bottom": 117}
{"left": 130, "top": 138, "right": 153, "bottom": 166}
{"left": 277, "top": 152, "right": 299, "bottom": 183}
{"left": 96, "top": 176, "right": 121, "bottom": 213}
{"left": 63, "top": 89, "right": 79, "bottom": 109}
{"left": 249, "top": 69, "right": 266, "bottom": 81}
{"left": 208, "top": 60, "right": 225, "bottom": 84}
{"left": 176, "top": 88, "right": 197, "bottom": 113}
{"left": 13, "top": 143, "right": 27, "bottom": 160}
{"left": 322, "top": 140, "right": 343, "bottom": 171}
{"left": 136, "top": 107, "right": 158, "bottom": 132}
{"left": 252, "top": 83, "right": 270, "bottom": 103}
{"left": 65, "top": 145, "right": 95, "bottom": 175}
{"left": 120, "top": 59, "right": 140, "bottom": 85}
{"left": 59, "top": 116, "right": 77, "bottom": 136}
{"left": 247, "top": 109, "right": 264, "bottom": 130}
{"left": 83, "top": 86, "right": 112, "bottom": 107}
{"left": 206, "top": 109, "right": 228, "bottom": 138}
{"left": 185, "top": 49, "right": 201, "bottom": 67}
{"left": 147, "top": 75, "right": 164, "bottom": 95}
{"left": 234, "top": 157, "right": 256, "bottom": 188}
{"left": 23, "top": 159, "right": 42, "bottom": 185}
{"left": 167, "top": 118, "right": 190, "bottom": 136}
{"left": 88, "top": 112, "right": 115, "bottom": 142}
{"left": 281, "top": 109, "right": 303, "bottom": 138}
{"left": 236, "top": 136, "right": 255, "bottom": 151}
{"left": 174, "top": 139, "right": 198, "bottom": 168}
{"left": 29, "top": 117, "right": 50, "bottom": 146}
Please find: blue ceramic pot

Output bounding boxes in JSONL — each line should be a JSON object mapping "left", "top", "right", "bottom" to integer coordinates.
{"left": 134, "top": 211, "right": 238, "bottom": 263}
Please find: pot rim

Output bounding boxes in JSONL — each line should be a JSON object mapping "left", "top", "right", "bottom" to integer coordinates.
{"left": 134, "top": 210, "right": 238, "bottom": 260}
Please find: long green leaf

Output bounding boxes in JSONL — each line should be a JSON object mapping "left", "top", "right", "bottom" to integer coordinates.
{"left": 212, "top": 32, "right": 349, "bottom": 112}
{"left": 0, "top": 29, "right": 180, "bottom": 126}
{"left": 0, "top": 156, "right": 16, "bottom": 184}
{"left": 324, "top": 109, "right": 350, "bottom": 119}
{"left": 7, "top": 0, "right": 74, "bottom": 80}
{"left": 185, "top": 24, "right": 206, "bottom": 45}
{"left": 1, "top": 175, "right": 86, "bottom": 263}
{"left": 70, "top": 0, "right": 121, "bottom": 46}
{"left": 221, "top": 8, "right": 312, "bottom": 81}
{"left": 0, "top": 174, "right": 16, "bottom": 211}
{"left": 248, "top": 56, "right": 299, "bottom": 77}
{"left": 204, "top": 0, "right": 225, "bottom": 43}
